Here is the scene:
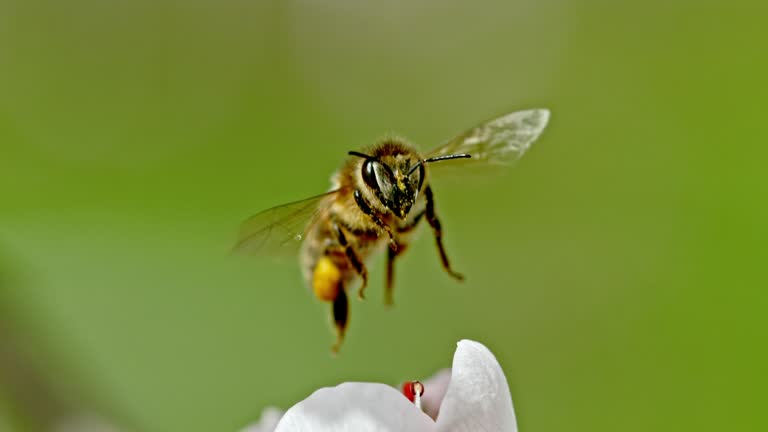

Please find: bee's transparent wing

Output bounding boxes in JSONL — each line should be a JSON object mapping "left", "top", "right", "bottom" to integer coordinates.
{"left": 426, "top": 109, "right": 550, "bottom": 167}
{"left": 233, "top": 190, "right": 340, "bottom": 257}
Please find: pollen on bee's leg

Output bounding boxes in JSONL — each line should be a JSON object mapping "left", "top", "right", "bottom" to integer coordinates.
{"left": 313, "top": 256, "right": 342, "bottom": 302}
{"left": 402, "top": 381, "right": 424, "bottom": 411}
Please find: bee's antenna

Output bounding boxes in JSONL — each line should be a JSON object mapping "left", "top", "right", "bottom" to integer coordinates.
{"left": 408, "top": 153, "right": 471, "bottom": 175}
{"left": 424, "top": 153, "right": 472, "bottom": 164}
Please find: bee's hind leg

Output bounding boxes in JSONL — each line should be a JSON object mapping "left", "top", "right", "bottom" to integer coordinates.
{"left": 385, "top": 246, "right": 399, "bottom": 306}
{"left": 333, "top": 221, "right": 369, "bottom": 300}
{"left": 311, "top": 255, "right": 348, "bottom": 353}
{"left": 331, "top": 287, "right": 348, "bottom": 354}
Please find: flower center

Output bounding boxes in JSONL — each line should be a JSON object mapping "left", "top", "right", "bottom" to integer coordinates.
{"left": 401, "top": 380, "right": 425, "bottom": 411}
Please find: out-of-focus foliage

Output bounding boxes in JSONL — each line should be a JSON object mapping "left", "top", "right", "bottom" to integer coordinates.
{"left": 0, "top": 0, "right": 765, "bottom": 431}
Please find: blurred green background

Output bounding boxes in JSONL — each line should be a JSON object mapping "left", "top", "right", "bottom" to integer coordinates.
{"left": 1, "top": 0, "right": 766, "bottom": 431}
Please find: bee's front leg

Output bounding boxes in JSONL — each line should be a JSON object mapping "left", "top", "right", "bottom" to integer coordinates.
{"left": 354, "top": 189, "right": 397, "bottom": 251}
{"left": 384, "top": 211, "right": 423, "bottom": 306}
{"left": 333, "top": 221, "right": 369, "bottom": 300}
{"left": 425, "top": 186, "right": 465, "bottom": 281}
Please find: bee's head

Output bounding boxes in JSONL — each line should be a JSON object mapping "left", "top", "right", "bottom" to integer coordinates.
{"left": 349, "top": 142, "right": 470, "bottom": 220}
{"left": 351, "top": 150, "right": 424, "bottom": 220}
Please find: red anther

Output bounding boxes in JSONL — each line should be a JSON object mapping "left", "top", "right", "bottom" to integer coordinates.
{"left": 402, "top": 381, "right": 415, "bottom": 402}
{"left": 402, "top": 380, "right": 424, "bottom": 403}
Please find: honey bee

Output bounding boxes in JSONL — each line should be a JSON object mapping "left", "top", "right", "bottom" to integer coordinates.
{"left": 234, "top": 109, "right": 550, "bottom": 352}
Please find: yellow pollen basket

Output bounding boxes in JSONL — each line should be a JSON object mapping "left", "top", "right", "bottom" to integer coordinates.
{"left": 312, "top": 256, "right": 342, "bottom": 302}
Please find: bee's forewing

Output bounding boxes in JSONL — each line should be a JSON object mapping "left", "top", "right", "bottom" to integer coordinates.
{"left": 233, "top": 190, "right": 340, "bottom": 257}
{"left": 426, "top": 109, "right": 550, "bottom": 166}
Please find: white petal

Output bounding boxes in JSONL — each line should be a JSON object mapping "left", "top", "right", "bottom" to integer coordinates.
{"left": 241, "top": 407, "right": 284, "bottom": 432}
{"left": 421, "top": 368, "right": 452, "bottom": 420}
{"left": 436, "top": 340, "right": 517, "bottom": 432}
{"left": 274, "top": 382, "right": 436, "bottom": 432}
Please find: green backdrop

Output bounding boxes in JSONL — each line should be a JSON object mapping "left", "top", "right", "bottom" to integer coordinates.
{"left": 0, "top": 1, "right": 765, "bottom": 431}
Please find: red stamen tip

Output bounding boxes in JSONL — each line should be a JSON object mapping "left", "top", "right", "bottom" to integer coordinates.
{"left": 402, "top": 380, "right": 424, "bottom": 403}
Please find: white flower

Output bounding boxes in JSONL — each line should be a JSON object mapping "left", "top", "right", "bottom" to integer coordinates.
{"left": 241, "top": 407, "right": 284, "bottom": 432}
{"left": 242, "top": 339, "right": 518, "bottom": 432}
{"left": 419, "top": 368, "right": 451, "bottom": 421}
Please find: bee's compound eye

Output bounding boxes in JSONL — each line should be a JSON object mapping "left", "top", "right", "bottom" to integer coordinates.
{"left": 362, "top": 160, "right": 379, "bottom": 191}
{"left": 362, "top": 160, "right": 394, "bottom": 199}
{"left": 414, "top": 163, "right": 425, "bottom": 191}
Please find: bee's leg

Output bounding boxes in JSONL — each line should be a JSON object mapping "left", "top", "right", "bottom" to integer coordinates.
{"left": 334, "top": 222, "right": 369, "bottom": 300}
{"left": 385, "top": 245, "right": 397, "bottom": 306}
{"left": 425, "top": 186, "right": 465, "bottom": 281}
{"left": 331, "top": 286, "right": 348, "bottom": 354}
{"left": 311, "top": 255, "right": 348, "bottom": 353}
{"left": 384, "top": 211, "right": 424, "bottom": 305}
{"left": 384, "top": 244, "right": 410, "bottom": 306}
{"left": 354, "top": 189, "right": 398, "bottom": 251}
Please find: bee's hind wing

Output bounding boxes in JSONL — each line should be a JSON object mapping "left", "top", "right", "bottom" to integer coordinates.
{"left": 233, "top": 190, "right": 341, "bottom": 258}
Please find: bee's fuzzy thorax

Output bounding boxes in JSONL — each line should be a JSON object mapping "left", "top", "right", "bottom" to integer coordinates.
{"left": 367, "top": 136, "right": 422, "bottom": 159}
